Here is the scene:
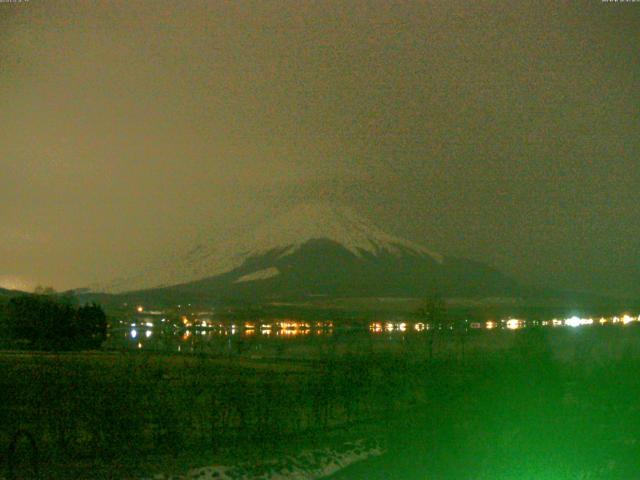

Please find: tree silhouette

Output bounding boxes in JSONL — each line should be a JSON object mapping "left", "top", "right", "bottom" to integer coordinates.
{"left": 75, "top": 303, "right": 107, "bottom": 349}
{"left": 33, "top": 285, "right": 56, "bottom": 296}
{"left": 3, "top": 294, "right": 107, "bottom": 350}
{"left": 417, "top": 291, "right": 447, "bottom": 361}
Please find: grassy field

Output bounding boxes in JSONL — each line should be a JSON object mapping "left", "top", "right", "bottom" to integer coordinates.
{"left": 0, "top": 348, "right": 417, "bottom": 479}
{"left": 2, "top": 324, "right": 640, "bottom": 479}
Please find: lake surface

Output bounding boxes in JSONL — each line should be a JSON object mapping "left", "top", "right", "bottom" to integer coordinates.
{"left": 106, "top": 320, "right": 415, "bottom": 356}
{"left": 103, "top": 314, "right": 640, "bottom": 358}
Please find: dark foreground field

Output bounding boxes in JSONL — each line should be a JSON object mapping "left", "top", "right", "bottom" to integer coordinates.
{"left": 2, "top": 325, "right": 640, "bottom": 479}
{"left": 330, "top": 326, "right": 640, "bottom": 480}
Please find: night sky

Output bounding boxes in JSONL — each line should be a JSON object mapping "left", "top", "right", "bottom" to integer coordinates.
{"left": 1, "top": 1, "right": 638, "bottom": 297}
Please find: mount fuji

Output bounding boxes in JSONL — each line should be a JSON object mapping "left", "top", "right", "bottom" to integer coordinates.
{"left": 93, "top": 203, "right": 522, "bottom": 302}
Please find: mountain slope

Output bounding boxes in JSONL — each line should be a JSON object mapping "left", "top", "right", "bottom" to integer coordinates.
{"left": 157, "top": 240, "right": 519, "bottom": 302}
{"left": 94, "top": 203, "right": 522, "bottom": 302}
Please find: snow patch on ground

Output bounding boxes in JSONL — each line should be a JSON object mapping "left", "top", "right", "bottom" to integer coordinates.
{"left": 140, "top": 439, "right": 384, "bottom": 480}
{"left": 234, "top": 267, "right": 280, "bottom": 283}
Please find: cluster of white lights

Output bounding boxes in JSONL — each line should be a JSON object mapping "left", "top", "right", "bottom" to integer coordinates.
{"left": 563, "top": 316, "right": 593, "bottom": 328}
{"left": 497, "top": 314, "right": 640, "bottom": 330}
{"left": 541, "top": 314, "right": 640, "bottom": 329}
{"left": 130, "top": 328, "right": 152, "bottom": 339}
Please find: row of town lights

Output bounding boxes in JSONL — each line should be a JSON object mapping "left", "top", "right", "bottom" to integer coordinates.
{"left": 133, "top": 306, "right": 638, "bottom": 334}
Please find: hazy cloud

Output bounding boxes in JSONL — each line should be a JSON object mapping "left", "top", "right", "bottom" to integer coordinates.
{"left": 0, "top": 1, "right": 638, "bottom": 296}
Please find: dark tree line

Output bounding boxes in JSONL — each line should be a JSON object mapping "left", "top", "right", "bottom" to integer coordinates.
{"left": 0, "top": 293, "right": 107, "bottom": 350}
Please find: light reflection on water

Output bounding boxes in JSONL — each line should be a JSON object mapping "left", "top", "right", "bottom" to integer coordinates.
{"left": 109, "top": 314, "right": 639, "bottom": 353}
{"left": 113, "top": 319, "right": 439, "bottom": 355}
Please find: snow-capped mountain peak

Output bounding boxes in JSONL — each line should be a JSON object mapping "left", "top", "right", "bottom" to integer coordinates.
{"left": 93, "top": 202, "right": 442, "bottom": 293}
{"left": 246, "top": 202, "right": 442, "bottom": 261}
